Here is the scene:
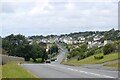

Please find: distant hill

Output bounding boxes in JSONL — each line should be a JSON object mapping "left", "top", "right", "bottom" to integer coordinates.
{"left": 28, "top": 28, "right": 120, "bottom": 41}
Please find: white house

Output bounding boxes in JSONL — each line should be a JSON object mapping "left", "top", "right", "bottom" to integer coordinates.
{"left": 104, "top": 40, "right": 114, "bottom": 45}
{"left": 78, "top": 36, "right": 85, "bottom": 41}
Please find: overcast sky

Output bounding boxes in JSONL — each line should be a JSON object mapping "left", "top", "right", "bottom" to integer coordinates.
{"left": 0, "top": 0, "right": 119, "bottom": 37}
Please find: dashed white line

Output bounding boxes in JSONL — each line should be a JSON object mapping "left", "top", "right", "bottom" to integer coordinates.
{"left": 67, "top": 68, "right": 74, "bottom": 71}
{"left": 47, "top": 64, "right": 116, "bottom": 78}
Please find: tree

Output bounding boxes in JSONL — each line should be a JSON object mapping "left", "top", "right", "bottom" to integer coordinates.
{"left": 103, "top": 43, "right": 116, "bottom": 55}
{"left": 2, "top": 34, "right": 48, "bottom": 61}
{"left": 2, "top": 34, "right": 29, "bottom": 56}
{"left": 48, "top": 45, "right": 59, "bottom": 54}
{"left": 114, "top": 40, "right": 120, "bottom": 52}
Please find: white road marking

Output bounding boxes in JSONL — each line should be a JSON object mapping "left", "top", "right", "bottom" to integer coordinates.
{"left": 67, "top": 68, "right": 74, "bottom": 71}
{"left": 47, "top": 64, "right": 116, "bottom": 78}
{"left": 74, "top": 70, "right": 78, "bottom": 72}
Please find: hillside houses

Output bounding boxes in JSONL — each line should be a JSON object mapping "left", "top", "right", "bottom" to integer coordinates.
{"left": 104, "top": 40, "right": 114, "bottom": 45}
{"left": 93, "top": 35, "right": 104, "bottom": 41}
{"left": 88, "top": 40, "right": 114, "bottom": 48}
{"left": 78, "top": 36, "right": 85, "bottom": 41}
{"left": 59, "top": 37, "right": 73, "bottom": 44}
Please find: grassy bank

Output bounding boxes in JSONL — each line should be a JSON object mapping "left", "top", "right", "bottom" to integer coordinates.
{"left": 103, "top": 62, "right": 120, "bottom": 67}
{"left": 2, "top": 61, "right": 37, "bottom": 78}
{"left": 62, "top": 52, "right": 120, "bottom": 66}
{"left": 0, "top": 65, "right": 2, "bottom": 78}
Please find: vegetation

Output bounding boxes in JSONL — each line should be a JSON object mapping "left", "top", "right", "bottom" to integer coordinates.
{"left": 36, "top": 58, "right": 42, "bottom": 63}
{"left": 2, "top": 34, "right": 48, "bottom": 62}
{"left": 2, "top": 61, "right": 37, "bottom": 78}
{"left": 48, "top": 45, "right": 59, "bottom": 58}
{"left": 103, "top": 43, "right": 116, "bottom": 55}
{"left": 28, "top": 29, "right": 120, "bottom": 43}
{"left": 0, "top": 66, "right": 2, "bottom": 78}
{"left": 48, "top": 45, "right": 59, "bottom": 54}
{"left": 67, "top": 43, "right": 88, "bottom": 60}
{"left": 30, "top": 58, "right": 34, "bottom": 62}
{"left": 62, "top": 52, "right": 120, "bottom": 66}
{"left": 66, "top": 39, "right": 120, "bottom": 62}
{"left": 94, "top": 53, "right": 104, "bottom": 59}
{"left": 103, "top": 62, "right": 120, "bottom": 67}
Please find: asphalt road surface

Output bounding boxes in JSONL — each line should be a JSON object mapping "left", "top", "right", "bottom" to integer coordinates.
{"left": 20, "top": 44, "right": 119, "bottom": 78}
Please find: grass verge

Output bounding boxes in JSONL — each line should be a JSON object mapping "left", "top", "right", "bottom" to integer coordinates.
{"left": 2, "top": 61, "right": 37, "bottom": 78}
{"left": 61, "top": 52, "right": 120, "bottom": 66}
{"left": 0, "top": 65, "right": 2, "bottom": 79}
{"left": 103, "top": 62, "right": 120, "bottom": 67}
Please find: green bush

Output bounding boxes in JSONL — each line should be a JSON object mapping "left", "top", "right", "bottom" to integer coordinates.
{"left": 36, "top": 58, "right": 42, "bottom": 63}
{"left": 30, "top": 58, "right": 34, "bottom": 62}
{"left": 94, "top": 53, "right": 104, "bottom": 59}
{"left": 67, "top": 54, "right": 71, "bottom": 59}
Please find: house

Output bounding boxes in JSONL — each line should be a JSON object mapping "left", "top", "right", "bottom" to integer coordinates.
{"left": 74, "top": 45, "right": 79, "bottom": 48}
{"left": 88, "top": 41, "right": 104, "bottom": 48}
{"left": 104, "top": 40, "right": 114, "bottom": 45}
{"left": 93, "top": 35, "right": 104, "bottom": 41}
{"left": 27, "top": 39, "right": 33, "bottom": 45}
{"left": 78, "top": 36, "right": 85, "bottom": 41}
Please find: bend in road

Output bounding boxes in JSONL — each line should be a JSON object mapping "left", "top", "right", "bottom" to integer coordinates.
{"left": 20, "top": 44, "right": 118, "bottom": 78}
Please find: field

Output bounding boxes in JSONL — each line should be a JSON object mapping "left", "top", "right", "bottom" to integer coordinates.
{"left": 62, "top": 52, "right": 120, "bottom": 66}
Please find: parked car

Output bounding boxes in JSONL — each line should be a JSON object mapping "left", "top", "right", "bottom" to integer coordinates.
{"left": 46, "top": 60, "right": 51, "bottom": 63}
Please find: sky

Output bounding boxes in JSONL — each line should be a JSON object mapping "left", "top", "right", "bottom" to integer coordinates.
{"left": 0, "top": 0, "right": 119, "bottom": 37}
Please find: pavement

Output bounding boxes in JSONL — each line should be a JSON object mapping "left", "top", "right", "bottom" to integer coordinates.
{"left": 20, "top": 44, "right": 119, "bottom": 79}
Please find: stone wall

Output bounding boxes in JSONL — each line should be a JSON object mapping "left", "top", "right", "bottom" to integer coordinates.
{"left": 1, "top": 55, "right": 25, "bottom": 65}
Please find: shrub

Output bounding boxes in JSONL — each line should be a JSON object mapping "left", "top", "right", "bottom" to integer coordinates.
{"left": 94, "top": 53, "right": 104, "bottom": 59}
{"left": 36, "top": 58, "right": 42, "bottom": 63}
{"left": 30, "top": 58, "right": 34, "bottom": 62}
{"left": 67, "top": 54, "right": 71, "bottom": 59}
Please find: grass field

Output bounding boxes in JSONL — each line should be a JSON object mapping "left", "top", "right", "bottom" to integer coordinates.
{"left": 103, "top": 62, "right": 120, "bottom": 67}
{"left": 62, "top": 52, "right": 120, "bottom": 66}
{"left": 2, "top": 61, "right": 37, "bottom": 78}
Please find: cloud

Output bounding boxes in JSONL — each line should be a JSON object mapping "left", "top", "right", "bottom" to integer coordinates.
{"left": 1, "top": 0, "right": 118, "bottom": 37}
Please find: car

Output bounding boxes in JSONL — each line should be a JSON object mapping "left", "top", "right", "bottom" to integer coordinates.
{"left": 46, "top": 60, "right": 51, "bottom": 63}
{"left": 54, "top": 58, "right": 57, "bottom": 60}
{"left": 51, "top": 58, "right": 57, "bottom": 61}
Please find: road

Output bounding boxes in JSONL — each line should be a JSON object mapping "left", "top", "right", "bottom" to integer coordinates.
{"left": 54, "top": 44, "right": 68, "bottom": 64}
{"left": 20, "top": 44, "right": 119, "bottom": 78}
